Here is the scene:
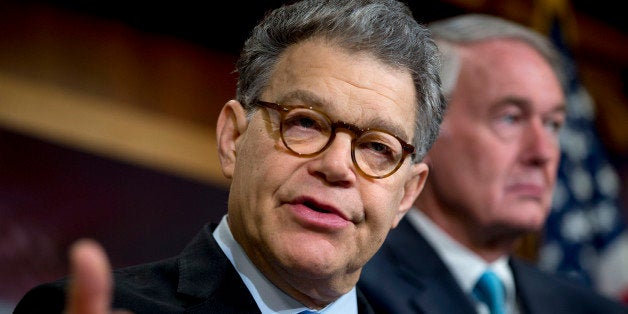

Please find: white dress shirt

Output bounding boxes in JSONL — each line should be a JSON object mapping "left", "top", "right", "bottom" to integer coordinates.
{"left": 405, "top": 209, "right": 520, "bottom": 314}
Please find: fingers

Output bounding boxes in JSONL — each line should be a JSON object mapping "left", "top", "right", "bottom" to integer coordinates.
{"left": 66, "top": 239, "right": 113, "bottom": 314}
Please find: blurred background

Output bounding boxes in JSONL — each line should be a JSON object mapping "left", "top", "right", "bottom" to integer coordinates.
{"left": 1, "top": 0, "right": 626, "bottom": 311}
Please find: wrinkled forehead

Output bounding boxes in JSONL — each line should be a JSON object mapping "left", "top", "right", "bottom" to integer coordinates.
{"left": 264, "top": 39, "right": 417, "bottom": 141}
{"left": 278, "top": 90, "right": 417, "bottom": 141}
{"left": 454, "top": 39, "right": 565, "bottom": 113}
{"left": 460, "top": 39, "right": 553, "bottom": 73}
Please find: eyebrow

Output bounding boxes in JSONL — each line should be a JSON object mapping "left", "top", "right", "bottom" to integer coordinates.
{"left": 364, "top": 117, "right": 412, "bottom": 141}
{"left": 276, "top": 90, "right": 329, "bottom": 109}
{"left": 493, "top": 96, "right": 566, "bottom": 115}
{"left": 276, "top": 90, "right": 413, "bottom": 141}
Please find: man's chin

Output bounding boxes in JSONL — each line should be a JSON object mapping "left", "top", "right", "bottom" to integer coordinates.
{"left": 489, "top": 216, "right": 546, "bottom": 242}
{"left": 506, "top": 203, "right": 550, "bottom": 229}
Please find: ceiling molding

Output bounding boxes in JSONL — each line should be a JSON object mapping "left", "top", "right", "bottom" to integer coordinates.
{"left": 0, "top": 71, "right": 229, "bottom": 187}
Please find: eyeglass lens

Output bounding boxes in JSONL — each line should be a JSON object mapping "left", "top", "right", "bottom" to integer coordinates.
{"left": 279, "top": 107, "right": 405, "bottom": 178}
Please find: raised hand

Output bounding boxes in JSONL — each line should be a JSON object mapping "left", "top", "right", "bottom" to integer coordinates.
{"left": 66, "top": 239, "right": 116, "bottom": 314}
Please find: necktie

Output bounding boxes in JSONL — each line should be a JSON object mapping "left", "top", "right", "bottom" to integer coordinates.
{"left": 472, "top": 270, "right": 506, "bottom": 314}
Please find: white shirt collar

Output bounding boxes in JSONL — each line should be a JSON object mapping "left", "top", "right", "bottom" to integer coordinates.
{"left": 213, "top": 215, "right": 358, "bottom": 314}
{"left": 405, "top": 209, "right": 518, "bottom": 314}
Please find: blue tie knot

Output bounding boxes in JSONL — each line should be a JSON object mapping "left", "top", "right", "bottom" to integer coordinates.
{"left": 472, "top": 270, "right": 506, "bottom": 314}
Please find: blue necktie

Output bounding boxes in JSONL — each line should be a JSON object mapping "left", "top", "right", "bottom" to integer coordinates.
{"left": 472, "top": 270, "right": 506, "bottom": 314}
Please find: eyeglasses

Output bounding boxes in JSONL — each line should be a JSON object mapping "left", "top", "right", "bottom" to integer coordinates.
{"left": 255, "top": 100, "right": 415, "bottom": 179}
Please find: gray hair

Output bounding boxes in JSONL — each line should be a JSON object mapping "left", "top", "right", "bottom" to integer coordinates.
{"left": 235, "top": 0, "right": 446, "bottom": 162}
{"left": 429, "top": 14, "right": 566, "bottom": 98}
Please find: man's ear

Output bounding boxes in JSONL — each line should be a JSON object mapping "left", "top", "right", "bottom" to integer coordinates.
{"left": 216, "top": 100, "right": 248, "bottom": 179}
{"left": 392, "top": 162, "right": 429, "bottom": 228}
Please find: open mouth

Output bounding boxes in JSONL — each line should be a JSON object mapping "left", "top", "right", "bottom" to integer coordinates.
{"left": 303, "top": 200, "right": 332, "bottom": 213}
{"left": 291, "top": 196, "right": 350, "bottom": 222}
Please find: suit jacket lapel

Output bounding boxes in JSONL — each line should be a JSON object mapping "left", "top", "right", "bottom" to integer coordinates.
{"left": 177, "top": 224, "right": 260, "bottom": 313}
{"left": 356, "top": 287, "right": 376, "bottom": 314}
{"left": 511, "top": 258, "right": 559, "bottom": 314}
{"left": 389, "top": 219, "right": 477, "bottom": 314}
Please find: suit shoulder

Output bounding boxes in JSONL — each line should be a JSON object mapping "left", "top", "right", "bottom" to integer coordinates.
{"left": 13, "top": 280, "right": 66, "bottom": 314}
{"left": 512, "top": 259, "right": 628, "bottom": 313}
{"left": 13, "top": 256, "right": 182, "bottom": 314}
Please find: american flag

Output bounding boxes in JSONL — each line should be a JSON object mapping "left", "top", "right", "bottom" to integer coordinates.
{"left": 531, "top": 0, "right": 628, "bottom": 303}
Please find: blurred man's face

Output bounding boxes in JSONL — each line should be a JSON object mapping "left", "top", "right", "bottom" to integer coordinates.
{"left": 423, "top": 39, "right": 565, "bottom": 243}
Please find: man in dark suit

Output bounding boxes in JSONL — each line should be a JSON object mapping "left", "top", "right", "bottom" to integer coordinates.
{"left": 359, "top": 14, "right": 628, "bottom": 314}
{"left": 14, "top": 1, "right": 446, "bottom": 313}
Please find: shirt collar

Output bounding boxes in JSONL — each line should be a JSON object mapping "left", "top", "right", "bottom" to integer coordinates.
{"left": 213, "top": 215, "right": 358, "bottom": 314}
{"left": 405, "top": 209, "right": 516, "bottom": 302}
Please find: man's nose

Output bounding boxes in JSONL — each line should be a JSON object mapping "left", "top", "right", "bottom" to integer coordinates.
{"left": 308, "top": 131, "right": 357, "bottom": 185}
{"left": 522, "top": 119, "right": 558, "bottom": 167}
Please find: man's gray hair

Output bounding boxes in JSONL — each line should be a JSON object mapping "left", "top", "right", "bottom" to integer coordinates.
{"left": 235, "top": 0, "right": 446, "bottom": 161}
{"left": 429, "top": 13, "right": 566, "bottom": 98}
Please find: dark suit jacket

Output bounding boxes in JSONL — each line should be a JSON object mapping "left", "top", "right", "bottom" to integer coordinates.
{"left": 15, "top": 223, "right": 374, "bottom": 314}
{"left": 358, "top": 218, "right": 628, "bottom": 314}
